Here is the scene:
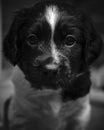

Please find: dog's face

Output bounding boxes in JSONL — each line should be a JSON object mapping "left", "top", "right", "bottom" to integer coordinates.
{"left": 3, "top": 1, "right": 102, "bottom": 99}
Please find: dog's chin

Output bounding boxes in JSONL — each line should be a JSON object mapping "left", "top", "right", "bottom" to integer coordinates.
{"left": 25, "top": 65, "right": 72, "bottom": 90}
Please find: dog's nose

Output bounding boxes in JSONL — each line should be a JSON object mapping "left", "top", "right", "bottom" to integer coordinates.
{"left": 35, "top": 56, "right": 59, "bottom": 70}
{"left": 35, "top": 56, "right": 59, "bottom": 75}
{"left": 35, "top": 56, "right": 53, "bottom": 65}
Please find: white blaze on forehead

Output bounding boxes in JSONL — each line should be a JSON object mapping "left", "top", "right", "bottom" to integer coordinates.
{"left": 45, "top": 6, "right": 60, "bottom": 70}
{"left": 45, "top": 6, "right": 59, "bottom": 32}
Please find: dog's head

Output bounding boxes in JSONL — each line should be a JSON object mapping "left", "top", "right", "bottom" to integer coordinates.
{"left": 3, "top": 0, "right": 103, "bottom": 100}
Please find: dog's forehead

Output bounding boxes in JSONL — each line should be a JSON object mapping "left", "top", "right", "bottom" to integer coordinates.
{"left": 44, "top": 5, "right": 60, "bottom": 33}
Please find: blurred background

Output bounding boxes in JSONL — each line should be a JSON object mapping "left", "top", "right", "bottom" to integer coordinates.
{"left": 0, "top": 0, "right": 104, "bottom": 129}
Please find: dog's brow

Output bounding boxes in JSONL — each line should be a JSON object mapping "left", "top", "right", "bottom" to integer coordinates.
{"left": 45, "top": 6, "right": 60, "bottom": 34}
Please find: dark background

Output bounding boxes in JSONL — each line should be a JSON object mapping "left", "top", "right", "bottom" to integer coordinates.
{"left": 1, "top": 0, "right": 104, "bottom": 130}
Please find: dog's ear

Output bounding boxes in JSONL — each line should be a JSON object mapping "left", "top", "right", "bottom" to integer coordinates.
{"left": 84, "top": 15, "right": 104, "bottom": 67}
{"left": 3, "top": 9, "right": 28, "bottom": 65}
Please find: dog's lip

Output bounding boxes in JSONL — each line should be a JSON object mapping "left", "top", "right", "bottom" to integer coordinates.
{"left": 45, "top": 62, "right": 59, "bottom": 70}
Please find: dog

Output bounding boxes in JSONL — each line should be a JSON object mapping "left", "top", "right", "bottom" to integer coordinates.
{"left": 3, "top": 0, "right": 103, "bottom": 130}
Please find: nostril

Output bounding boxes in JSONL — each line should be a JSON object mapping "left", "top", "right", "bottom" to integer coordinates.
{"left": 35, "top": 56, "right": 53, "bottom": 65}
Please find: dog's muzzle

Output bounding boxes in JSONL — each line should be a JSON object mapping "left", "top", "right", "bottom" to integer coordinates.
{"left": 31, "top": 43, "right": 72, "bottom": 89}
{"left": 34, "top": 51, "right": 71, "bottom": 79}
{"left": 34, "top": 43, "right": 70, "bottom": 70}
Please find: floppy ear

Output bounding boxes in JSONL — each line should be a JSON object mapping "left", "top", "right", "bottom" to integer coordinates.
{"left": 3, "top": 9, "right": 28, "bottom": 65}
{"left": 84, "top": 16, "right": 103, "bottom": 67}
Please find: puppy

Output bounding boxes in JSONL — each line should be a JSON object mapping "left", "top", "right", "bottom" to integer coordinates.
{"left": 3, "top": 0, "right": 103, "bottom": 130}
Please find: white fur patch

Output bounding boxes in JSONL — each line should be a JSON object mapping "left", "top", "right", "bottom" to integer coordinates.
{"left": 50, "top": 100, "right": 62, "bottom": 116}
{"left": 79, "top": 103, "right": 91, "bottom": 122}
{"left": 51, "top": 43, "right": 60, "bottom": 64}
{"left": 45, "top": 6, "right": 59, "bottom": 33}
{"left": 45, "top": 6, "right": 60, "bottom": 70}
{"left": 77, "top": 96, "right": 91, "bottom": 128}
{"left": 46, "top": 42, "right": 60, "bottom": 70}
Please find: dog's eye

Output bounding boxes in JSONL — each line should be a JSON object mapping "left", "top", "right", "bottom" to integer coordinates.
{"left": 64, "top": 35, "right": 76, "bottom": 47}
{"left": 27, "top": 34, "right": 38, "bottom": 46}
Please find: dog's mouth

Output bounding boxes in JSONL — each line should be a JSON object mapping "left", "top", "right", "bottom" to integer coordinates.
{"left": 28, "top": 56, "right": 72, "bottom": 89}
{"left": 36, "top": 67, "right": 71, "bottom": 89}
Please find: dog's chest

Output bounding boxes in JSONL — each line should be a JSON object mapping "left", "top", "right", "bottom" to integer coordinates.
{"left": 9, "top": 94, "right": 65, "bottom": 129}
{"left": 49, "top": 100, "right": 62, "bottom": 116}
{"left": 9, "top": 91, "right": 87, "bottom": 130}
